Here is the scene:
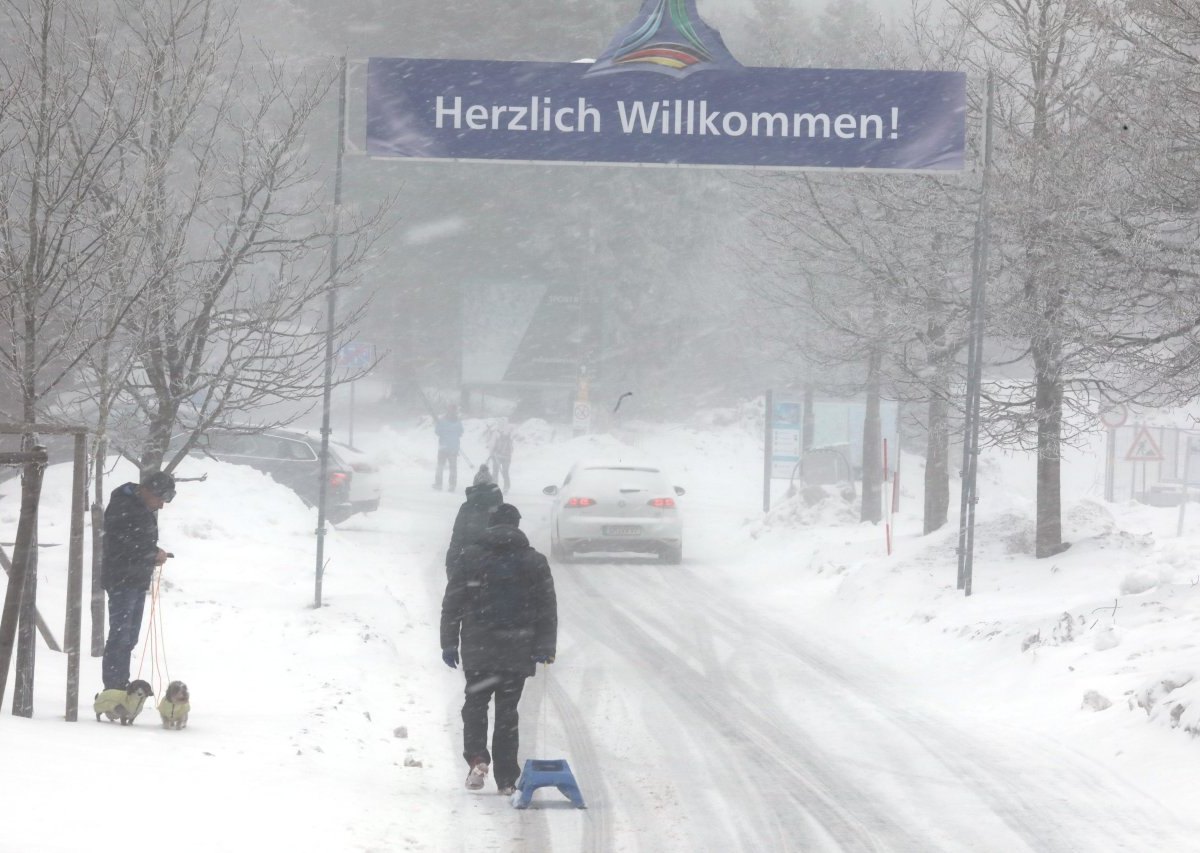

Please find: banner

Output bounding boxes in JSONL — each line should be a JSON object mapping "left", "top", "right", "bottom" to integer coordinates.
{"left": 367, "top": 58, "right": 966, "bottom": 171}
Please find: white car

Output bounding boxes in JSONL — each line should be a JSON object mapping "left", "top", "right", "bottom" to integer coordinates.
{"left": 330, "top": 440, "right": 383, "bottom": 518}
{"left": 543, "top": 461, "right": 685, "bottom": 563}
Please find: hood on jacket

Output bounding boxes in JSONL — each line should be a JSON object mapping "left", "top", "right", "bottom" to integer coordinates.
{"left": 464, "top": 482, "right": 503, "bottom": 507}
{"left": 110, "top": 482, "right": 143, "bottom": 506}
{"left": 477, "top": 524, "right": 529, "bottom": 551}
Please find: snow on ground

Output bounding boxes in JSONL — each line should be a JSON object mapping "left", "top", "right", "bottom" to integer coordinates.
{"left": 1, "top": 410, "right": 1199, "bottom": 850}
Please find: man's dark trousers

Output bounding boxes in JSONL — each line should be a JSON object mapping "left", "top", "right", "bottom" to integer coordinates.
{"left": 462, "top": 671, "right": 527, "bottom": 787}
{"left": 102, "top": 586, "right": 147, "bottom": 689}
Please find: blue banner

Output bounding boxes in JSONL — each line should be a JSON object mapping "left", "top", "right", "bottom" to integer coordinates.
{"left": 367, "top": 57, "right": 966, "bottom": 171}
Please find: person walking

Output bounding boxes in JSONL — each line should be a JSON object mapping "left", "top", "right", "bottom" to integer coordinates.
{"left": 100, "top": 471, "right": 175, "bottom": 690}
{"left": 440, "top": 503, "right": 557, "bottom": 795}
{"left": 444, "top": 467, "right": 503, "bottom": 577}
{"left": 489, "top": 424, "right": 514, "bottom": 492}
{"left": 433, "top": 404, "right": 464, "bottom": 491}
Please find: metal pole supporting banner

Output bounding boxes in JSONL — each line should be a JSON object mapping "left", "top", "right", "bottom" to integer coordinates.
{"left": 314, "top": 56, "right": 348, "bottom": 610}
{"left": 960, "top": 72, "right": 995, "bottom": 598}
{"left": 763, "top": 389, "right": 773, "bottom": 513}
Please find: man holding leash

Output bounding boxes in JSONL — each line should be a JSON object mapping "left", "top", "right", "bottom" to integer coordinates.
{"left": 440, "top": 503, "right": 557, "bottom": 795}
{"left": 100, "top": 470, "right": 175, "bottom": 690}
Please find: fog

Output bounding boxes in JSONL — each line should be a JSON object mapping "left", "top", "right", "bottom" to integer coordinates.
{"left": 275, "top": 0, "right": 920, "bottom": 424}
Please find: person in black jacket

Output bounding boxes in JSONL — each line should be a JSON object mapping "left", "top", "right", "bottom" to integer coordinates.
{"left": 440, "top": 503, "right": 557, "bottom": 795}
{"left": 100, "top": 471, "right": 175, "bottom": 689}
{"left": 444, "top": 472, "right": 503, "bottom": 577}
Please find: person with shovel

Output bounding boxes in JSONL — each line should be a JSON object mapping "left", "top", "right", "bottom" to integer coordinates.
{"left": 432, "top": 404, "right": 464, "bottom": 491}
{"left": 440, "top": 503, "right": 557, "bottom": 795}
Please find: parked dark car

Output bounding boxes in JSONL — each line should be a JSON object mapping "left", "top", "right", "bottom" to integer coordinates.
{"left": 180, "top": 428, "right": 382, "bottom": 523}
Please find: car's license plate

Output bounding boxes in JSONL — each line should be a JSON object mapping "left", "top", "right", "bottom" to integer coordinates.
{"left": 604, "top": 525, "right": 642, "bottom": 536}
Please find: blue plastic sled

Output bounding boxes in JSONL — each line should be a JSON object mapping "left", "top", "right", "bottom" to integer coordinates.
{"left": 510, "top": 758, "right": 586, "bottom": 809}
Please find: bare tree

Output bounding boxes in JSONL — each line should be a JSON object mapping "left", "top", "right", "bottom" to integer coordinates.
{"left": 0, "top": 0, "right": 147, "bottom": 429}
{"left": 916, "top": 0, "right": 1165, "bottom": 556}
{"left": 735, "top": 2, "right": 979, "bottom": 533}
{"left": 1087, "top": 1, "right": 1200, "bottom": 403}
{"left": 743, "top": 167, "right": 976, "bottom": 528}
{"left": 91, "top": 0, "right": 389, "bottom": 473}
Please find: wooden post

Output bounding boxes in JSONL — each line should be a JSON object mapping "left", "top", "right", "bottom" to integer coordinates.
{"left": 65, "top": 433, "right": 87, "bottom": 721}
{"left": 0, "top": 546, "right": 61, "bottom": 651}
{"left": 0, "top": 447, "right": 47, "bottom": 715}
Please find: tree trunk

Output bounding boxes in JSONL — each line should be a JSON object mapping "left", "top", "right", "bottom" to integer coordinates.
{"left": 1033, "top": 359, "right": 1065, "bottom": 557}
{"left": 90, "top": 430, "right": 108, "bottom": 656}
{"left": 860, "top": 351, "right": 883, "bottom": 524}
{"left": 923, "top": 392, "right": 950, "bottom": 533}
{"left": 139, "top": 404, "right": 178, "bottom": 474}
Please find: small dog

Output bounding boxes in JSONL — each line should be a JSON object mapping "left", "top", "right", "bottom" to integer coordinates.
{"left": 157, "top": 680, "right": 190, "bottom": 730}
{"left": 93, "top": 679, "right": 154, "bottom": 725}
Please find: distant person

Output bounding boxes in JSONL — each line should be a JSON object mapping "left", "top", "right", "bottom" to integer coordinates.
{"left": 433, "top": 404, "right": 464, "bottom": 491}
{"left": 440, "top": 503, "right": 557, "bottom": 795}
{"left": 489, "top": 423, "right": 514, "bottom": 492}
{"left": 444, "top": 468, "right": 503, "bottom": 577}
{"left": 100, "top": 471, "right": 175, "bottom": 690}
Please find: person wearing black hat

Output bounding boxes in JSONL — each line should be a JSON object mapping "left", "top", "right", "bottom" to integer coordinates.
{"left": 99, "top": 471, "right": 175, "bottom": 689}
{"left": 440, "top": 502, "right": 557, "bottom": 795}
{"left": 443, "top": 469, "right": 502, "bottom": 578}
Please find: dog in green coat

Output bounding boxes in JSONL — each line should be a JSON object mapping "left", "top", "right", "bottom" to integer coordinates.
{"left": 93, "top": 680, "right": 154, "bottom": 725}
{"left": 157, "top": 680, "right": 190, "bottom": 729}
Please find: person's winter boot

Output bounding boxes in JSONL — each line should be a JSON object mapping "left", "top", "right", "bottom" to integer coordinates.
{"left": 498, "top": 784, "right": 516, "bottom": 796}
{"left": 465, "top": 759, "right": 489, "bottom": 790}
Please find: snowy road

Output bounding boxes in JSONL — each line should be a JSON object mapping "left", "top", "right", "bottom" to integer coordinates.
{"left": 534, "top": 558, "right": 1193, "bottom": 852}
{"left": 405, "top": 468, "right": 1198, "bottom": 852}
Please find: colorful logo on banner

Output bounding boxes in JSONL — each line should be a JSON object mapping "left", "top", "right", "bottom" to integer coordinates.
{"left": 586, "top": 0, "right": 742, "bottom": 79}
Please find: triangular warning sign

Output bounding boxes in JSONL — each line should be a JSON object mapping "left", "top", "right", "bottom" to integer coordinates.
{"left": 1126, "top": 426, "right": 1164, "bottom": 462}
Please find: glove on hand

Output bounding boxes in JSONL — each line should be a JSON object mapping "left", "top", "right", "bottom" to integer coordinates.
{"left": 531, "top": 653, "right": 555, "bottom": 664}
{"left": 442, "top": 648, "right": 459, "bottom": 669}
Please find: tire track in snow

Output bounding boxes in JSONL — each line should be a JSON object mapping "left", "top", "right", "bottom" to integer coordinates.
{"left": 553, "top": 577, "right": 703, "bottom": 852}
{"left": 541, "top": 670, "right": 614, "bottom": 851}
{"left": 637, "top": 564, "right": 1199, "bottom": 852}
{"left": 563, "top": 566, "right": 914, "bottom": 851}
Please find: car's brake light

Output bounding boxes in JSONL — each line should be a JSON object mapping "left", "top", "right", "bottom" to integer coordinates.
{"left": 648, "top": 497, "right": 676, "bottom": 509}
{"left": 329, "top": 472, "right": 350, "bottom": 488}
{"left": 565, "top": 497, "right": 595, "bottom": 508}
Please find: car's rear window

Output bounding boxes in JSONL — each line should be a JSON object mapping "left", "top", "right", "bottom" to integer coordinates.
{"left": 574, "top": 467, "right": 670, "bottom": 490}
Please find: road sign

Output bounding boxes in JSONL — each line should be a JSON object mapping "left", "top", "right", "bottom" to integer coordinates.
{"left": 1099, "top": 403, "right": 1127, "bottom": 429}
{"left": 1126, "top": 426, "right": 1164, "bottom": 462}
{"left": 769, "top": 399, "right": 802, "bottom": 480}
{"left": 572, "top": 401, "right": 592, "bottom": 433}
{"left": 338, "top": 342, "right": 374, "bottom": 370}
